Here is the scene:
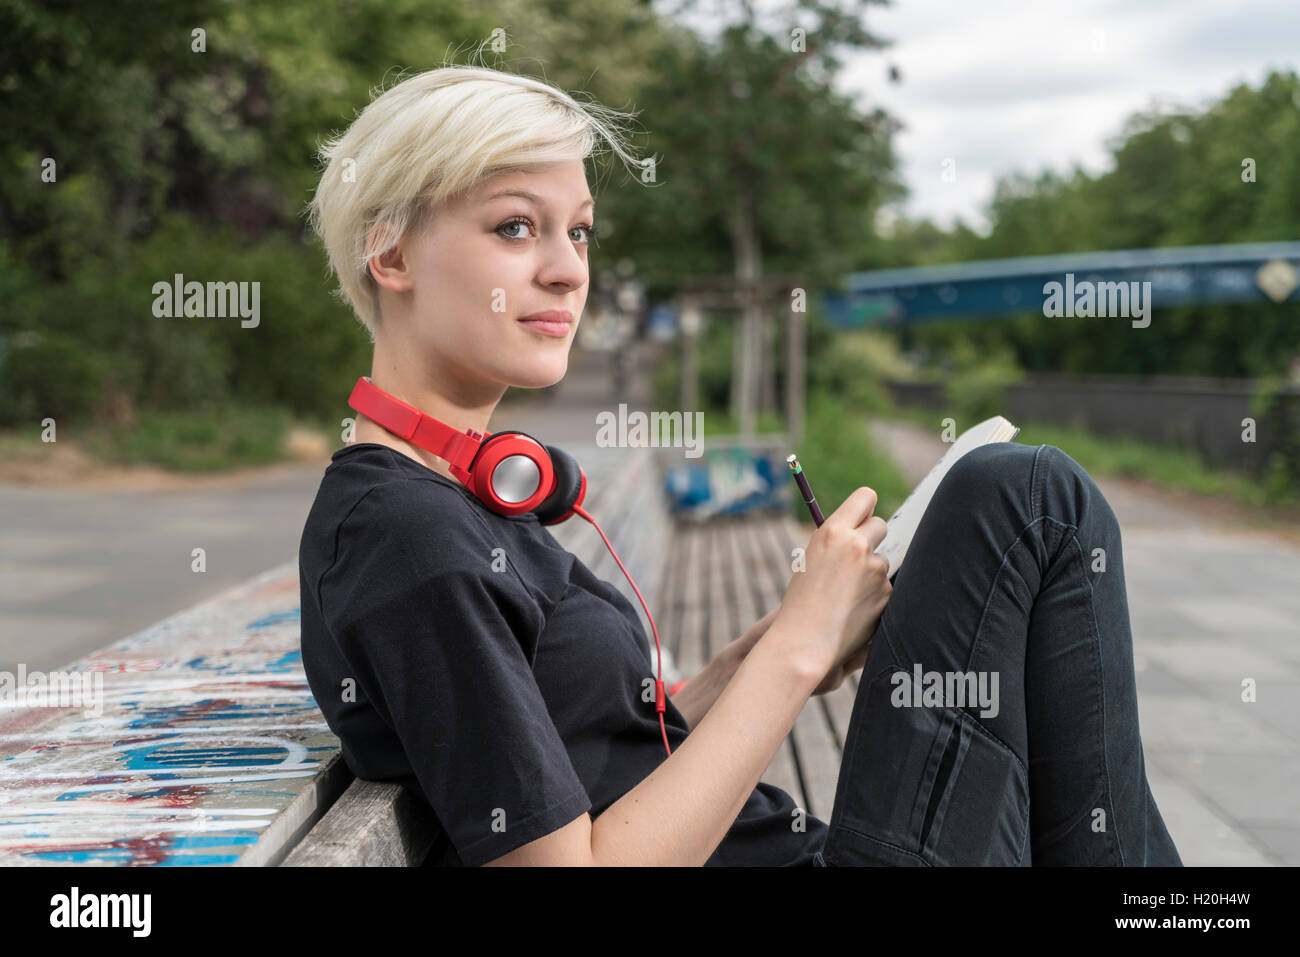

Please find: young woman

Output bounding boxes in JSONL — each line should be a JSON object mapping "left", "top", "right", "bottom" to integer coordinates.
{"left": 297, "top": 65, "right": 1182, "bottom": 867}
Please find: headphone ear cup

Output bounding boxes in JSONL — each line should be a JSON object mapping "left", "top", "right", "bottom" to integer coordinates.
{"left": 532, "top": 445, "right": 586, "bottom": 525}
{"left": 466, "top": 429, "right": 550, "bottom": 515}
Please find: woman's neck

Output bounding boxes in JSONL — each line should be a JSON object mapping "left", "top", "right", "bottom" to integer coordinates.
{"left": 359, "top": 341, "right": 506, "bottom": 483}
{"left": 352, "top": 386, "right": 501, "bottom": 484}
{"left": 352, "top": 418, "right": 465, "bottom": 483}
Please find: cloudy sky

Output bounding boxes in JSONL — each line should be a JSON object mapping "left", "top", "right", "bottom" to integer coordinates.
{"left": 848, "top": 0, "right": 1300, "bottom": 231}
{"left": 668, "top": 0, "right": 1300, "bottom": 233}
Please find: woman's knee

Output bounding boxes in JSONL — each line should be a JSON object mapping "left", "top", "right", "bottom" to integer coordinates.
{"left": 1034, "top": 444, "right": 1119, "bottom": 533}
{"left": 932, "top": 440, "right": 1040, "bottom": 512}
{"left": 927, "top": 441, "right": 1118, "bottom": 541}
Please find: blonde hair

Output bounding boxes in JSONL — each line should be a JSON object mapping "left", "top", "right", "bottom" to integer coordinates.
{"left": 307, "top": 65, "right": 648, "bottom": 340}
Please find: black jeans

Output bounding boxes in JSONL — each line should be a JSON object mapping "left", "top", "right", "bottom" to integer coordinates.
{"left": 814, "top": 442, "right": 1182, "bottom": 866}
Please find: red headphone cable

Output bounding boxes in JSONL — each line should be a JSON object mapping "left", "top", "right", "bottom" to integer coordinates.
{"left": 570, "top": 504, "right": 672, "bottom": 759}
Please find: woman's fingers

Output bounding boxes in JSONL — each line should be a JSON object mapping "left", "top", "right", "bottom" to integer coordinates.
{"left": 815, "top": 641, "right": 873, "bottom": 696}
{"left": 861, "top": 515, "right": 888, "bottom": 552}
{"left": 827, "top": 486, "right": 879, "bottom": 530}
{"left": 842, "top": 641, "right": 871, "bottom": 674}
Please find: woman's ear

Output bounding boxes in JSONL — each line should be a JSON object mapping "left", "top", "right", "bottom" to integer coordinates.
{"left": 366, "top": 221, "right": 414, "bottom": 293}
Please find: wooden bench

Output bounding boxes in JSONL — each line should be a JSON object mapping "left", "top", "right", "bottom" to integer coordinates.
{"left": 661, "top": 513, "right": 856, "bottom": 823}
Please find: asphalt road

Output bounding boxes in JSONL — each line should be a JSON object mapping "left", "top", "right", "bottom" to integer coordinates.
{"left": 0, "top": 343, "right": 651, "bottom": 674}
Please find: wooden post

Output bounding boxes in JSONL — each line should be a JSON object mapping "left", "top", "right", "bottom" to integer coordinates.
{"left": 760, "top": 309, "right": 776, "bottom": 419}
{"left": 731, "top": 187, "right": 762, "bottom": 441}
{"left": 785, "top": 292, "right": 806, "bottom": 449}
{"left": 679, "top": 294, "right": 701, "bottom": 416}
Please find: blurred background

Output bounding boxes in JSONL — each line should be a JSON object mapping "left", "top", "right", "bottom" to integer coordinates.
{"left": 1, "top": 0, "right": 1297, "bottom": 865}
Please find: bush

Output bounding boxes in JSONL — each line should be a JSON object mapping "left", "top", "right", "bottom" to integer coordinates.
{"left": 81, "top": 403, "right": 293, "bottom": 472}
{"left": 0, "top": 328, "right": 121, "bottom": 423}
{"left": 0, "top": 213, "right": 370, "bottom": 434}
{"left": 943, "top": 336, "right": 1024, "bottom": 422}
{"left": 807, "top": 323, "right": 913, "bottom": 414}
{"left": 793, "top": 389, "right": 911, "bottom": 524}
{"left": 650, "top": 308, "right": 736, "bottom": 414}
{"left": 1250, "top": 375, "right": 1300, "bottom": 492}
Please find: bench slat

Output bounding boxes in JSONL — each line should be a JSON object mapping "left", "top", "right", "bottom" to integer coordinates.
{"left": 731, "top": 518, "right": 805, "bottom": 808}
{"left": 279, "top": 775, "right": 439, "bottom": 866}
{"left": 753, "top": 516, "right": 843, "bottom": 819}
{"left": 674, "top": 523, "right": 709, "bottom": 678}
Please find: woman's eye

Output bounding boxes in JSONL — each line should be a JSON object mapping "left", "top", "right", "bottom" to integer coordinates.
{"left": 497, "top": 218, "right": 596, "bottom": 244}
{"left": 498, "top": 219, "right": 531, "bottom": 240}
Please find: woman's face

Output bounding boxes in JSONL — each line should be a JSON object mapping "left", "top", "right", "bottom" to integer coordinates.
{"left": 394, "top": 159, "right": 594, "bottom": 393}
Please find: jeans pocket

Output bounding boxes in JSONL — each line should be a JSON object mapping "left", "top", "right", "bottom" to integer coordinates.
{"left": 822, "top": 824, "right": 931, "bottom": 866}
{"left": 923, "top": 715, "right": 1031, "bottom": 865}
{"left": 824, "top": 665, "right": 1030, "bottom": 866}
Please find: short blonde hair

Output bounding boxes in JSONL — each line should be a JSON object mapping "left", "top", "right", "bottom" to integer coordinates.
{"left": 307, "top": 65, "right": 647, "bottom": 340}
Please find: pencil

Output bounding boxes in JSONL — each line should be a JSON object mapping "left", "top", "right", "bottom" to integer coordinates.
{"left": 786, "top": 453, "right": 824, "bottom": 527}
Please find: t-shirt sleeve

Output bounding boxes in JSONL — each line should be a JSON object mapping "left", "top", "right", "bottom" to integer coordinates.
{"left": 317, "top": 480, "right": 592, "bottom": 866}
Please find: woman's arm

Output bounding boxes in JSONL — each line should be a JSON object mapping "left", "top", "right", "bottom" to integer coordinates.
{"left": 484, "top": 487, "right": 892, "bottom": 866}
{"left": 668, "top": 606, "right": 780, "bottom": 730}
{"left": 590, "top": 620, "right": 825, "bottom": 865}
{"left": 483, "top": 616, "right": 829, "bottom": 866}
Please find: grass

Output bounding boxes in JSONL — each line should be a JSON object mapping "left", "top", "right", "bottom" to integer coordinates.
{"left": 71, "top": 404, "right": 295, "bottom": 472}
{"left": 690, "top": 407, "right": 788, "bottom": 438}
{"left": 674, "top": 395, "right": 910, "bottom": 526}
{"left": 788, "top": 392, "right": 912, "bottom": 525}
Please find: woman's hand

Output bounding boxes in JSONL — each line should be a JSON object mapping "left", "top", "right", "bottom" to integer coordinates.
{"left": 677, "top": 588, "right": 876, "bottom": 730}
{"left": 726, "top": 605, "right": 781, "bottom": 664}
{"left": 771, "top": 487, "right": 893, "bottom": 680}
{"left": 729, "top": 606, "right": 874, "bottom": 696}
{"left": 671, "top": 606, "right": 782, "bottom": 730}
{"left": 809, "top": 640, "right": 873, "bottom": 696}
{"left": 724, "top": 600, "right": 877, "bottom": 695}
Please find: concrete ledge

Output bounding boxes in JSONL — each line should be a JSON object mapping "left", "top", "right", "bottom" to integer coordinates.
{"left": 0, "top": 561, "right": 336, "bottom": 866}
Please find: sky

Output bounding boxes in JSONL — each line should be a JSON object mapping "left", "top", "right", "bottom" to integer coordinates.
{"left": 668, "top": 0, "right": 1300, "bottom": 234}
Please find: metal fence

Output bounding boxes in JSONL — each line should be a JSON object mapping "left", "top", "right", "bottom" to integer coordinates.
{"left": 886, "top": 374, "right": 1300, "bottom": 475}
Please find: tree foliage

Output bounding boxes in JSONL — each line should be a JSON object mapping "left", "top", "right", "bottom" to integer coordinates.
{"left": 887, "top": 70, "right": 1300, "bottom": 378}
{"left": 0, "top": 0, "right": 902, "bottom": 431}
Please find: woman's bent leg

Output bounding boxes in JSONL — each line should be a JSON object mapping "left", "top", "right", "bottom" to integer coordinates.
{"left": 818, "top": 442, "right": 1182, "bottom": 866}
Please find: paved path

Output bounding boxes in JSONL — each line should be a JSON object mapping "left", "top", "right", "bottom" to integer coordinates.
{"left": 0, "top": 343, "right": 658, "bottom": 675}
{"left": 866, "top": 417, "right": 1300, "bottom": 866}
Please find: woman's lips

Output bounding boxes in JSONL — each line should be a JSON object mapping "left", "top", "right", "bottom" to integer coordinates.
{"left": 518, "top": 314, "right": 572, "bottom": 337}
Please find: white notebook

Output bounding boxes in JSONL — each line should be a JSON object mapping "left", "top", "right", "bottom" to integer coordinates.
{"left": 874, "top": 416, "right": 1021, "bottom": 578}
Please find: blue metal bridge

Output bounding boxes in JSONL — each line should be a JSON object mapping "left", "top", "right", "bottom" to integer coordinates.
{"left": 820, "top": 241, "right": 1300, "bottom": 327}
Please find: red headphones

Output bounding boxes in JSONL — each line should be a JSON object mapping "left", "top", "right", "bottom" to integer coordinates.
{"left": 347, "top": 375, "right": 675, "bottom": 756}
{"left": 348, "top": 375, "right": 589, "bottom": 525}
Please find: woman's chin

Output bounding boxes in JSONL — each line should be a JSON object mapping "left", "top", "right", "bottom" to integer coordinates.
{"left": 508, "top": 361, "right": 568, "bottom": 391}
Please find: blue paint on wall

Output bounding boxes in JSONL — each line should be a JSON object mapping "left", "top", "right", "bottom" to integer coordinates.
{"left": 247, "top": 609, "right": 301, "bottom": 630}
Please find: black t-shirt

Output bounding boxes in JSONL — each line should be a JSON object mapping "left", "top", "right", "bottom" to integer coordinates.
{"left": 298, "top": 442, "right": 828, "bottom": 866}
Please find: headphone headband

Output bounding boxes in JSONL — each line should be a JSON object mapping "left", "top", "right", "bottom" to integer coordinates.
{"left": 348, "top": 375, "right": 484, "bottom": 484}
